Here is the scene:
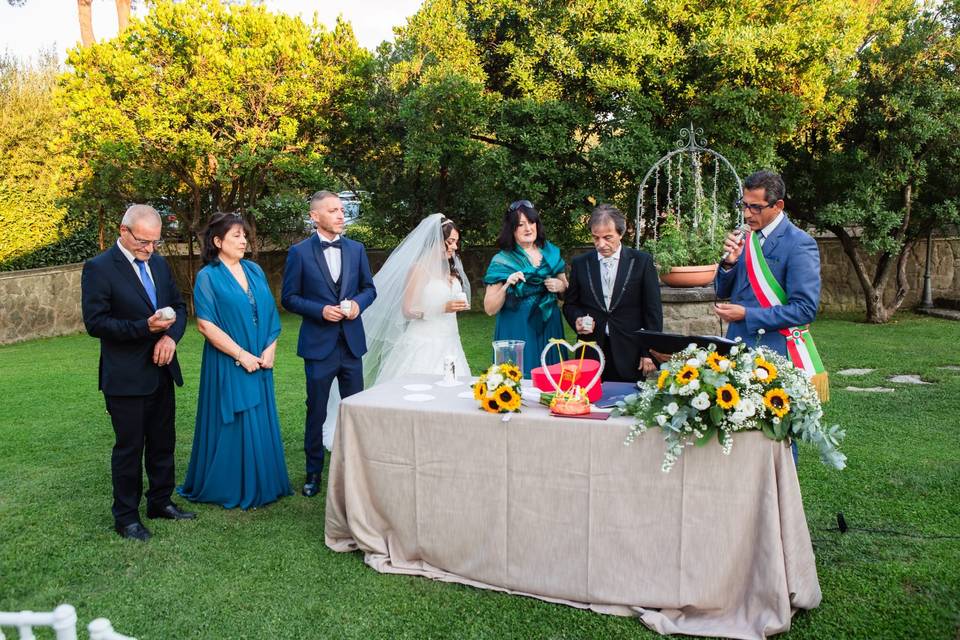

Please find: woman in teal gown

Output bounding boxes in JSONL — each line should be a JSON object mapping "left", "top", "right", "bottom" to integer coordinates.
{"left": 179, "top": 213, "right": 292, "bottom": 509}
{"left": 483, "top": 200, "right": 568, "bottom": 377}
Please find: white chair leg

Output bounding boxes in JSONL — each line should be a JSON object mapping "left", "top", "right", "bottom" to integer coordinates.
{"left": 52, "top": 604, "right": 78, "bottom": 640}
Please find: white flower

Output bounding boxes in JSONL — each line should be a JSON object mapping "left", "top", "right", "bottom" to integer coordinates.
{"left": 666, "top": 402, "right": 679, "bottom": 416}
{"left": 685, "top": 357, "right": 700, "bottom": 367}
{"left": 487, "top": 373, "right": 504, "bottom": 388}
{"left": 718, "top": 359, "right": 731, "bottom": 372}
{"left": 656, "top": 414, "right": 668, "bottom": 426}
{"left": 754, "top": 367, "right": 769, "bottom": 381}
{"left": 729, "top": 410, "right": 747, "bottom": 424}
{"left": 739, "top": 398, "right": 757, "bottom": 417}
{"left": 691, "top": 392, "right": 711, "bottom": 411}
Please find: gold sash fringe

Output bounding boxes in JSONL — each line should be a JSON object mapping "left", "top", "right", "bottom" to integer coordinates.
{"left": 811, "top": 371, "right": 830, "bottom": 403}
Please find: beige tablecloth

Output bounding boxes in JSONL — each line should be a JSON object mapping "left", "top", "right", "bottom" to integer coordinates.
{"left": 325, "top": 376, "right": 822, "bottom": 639}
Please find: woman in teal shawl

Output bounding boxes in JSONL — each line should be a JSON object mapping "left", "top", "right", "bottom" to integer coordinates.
{"left": 178, "top": 213, "right": 292, "bottom": 510}
{"left": 483, "top": 200, "right": 568, "bottom": 376}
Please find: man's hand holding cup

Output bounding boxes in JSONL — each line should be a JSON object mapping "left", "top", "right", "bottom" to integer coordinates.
{"left": 575, "top": 315, "right": 595, "bottom": 335}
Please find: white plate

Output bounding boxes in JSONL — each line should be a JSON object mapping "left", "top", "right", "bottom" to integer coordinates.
{"left": 457, "top": 391, "right": 474, "bottom": 399}
{"left": 434, "top": 379, "right": 464, "bottom": 387}
{"left": 403, "top": 393, "right": 435, "bottom": 402}
{"left": 403, "top": 383, "right": 433, "bottom": 391}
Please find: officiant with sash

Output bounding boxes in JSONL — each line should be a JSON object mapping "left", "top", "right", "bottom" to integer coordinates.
{"left": 714, "top": 171, "right": 826, "bottom": 460}
{"left": 281, "top": 190, "right": 376, "bottom": 498}
{"left": 563, "top": 204, "right": 663, "bottom": 382}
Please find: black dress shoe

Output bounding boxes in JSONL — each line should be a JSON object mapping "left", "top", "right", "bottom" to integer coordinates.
{"left": 302, "top": 473, "right": 322, "bottom": 497}
{"left": 115, "top": 522, "right": 151, "bottom": 542}
{"left": 147, "top": 502, "right": 197, "bottom": 520}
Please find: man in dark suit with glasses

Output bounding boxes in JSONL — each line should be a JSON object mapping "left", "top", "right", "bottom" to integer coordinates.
{"left": 81, "top": 204, "right": 196, "bottom": 542}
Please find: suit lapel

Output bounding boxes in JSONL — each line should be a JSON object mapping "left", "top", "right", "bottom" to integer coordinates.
{"left": 112, "top": 246, "right": 153, "bottom": 310}
{"left": 608, "top": 250, "right": 634, "bottom": 312}
{"left": 762, "top": 216, "right": 790, "bottom": 258}
{"left": 586, "top": 254, "right": 605, "bottom": 310}
{"left": 310, "top": 234, "right": 338, "bottom": 295}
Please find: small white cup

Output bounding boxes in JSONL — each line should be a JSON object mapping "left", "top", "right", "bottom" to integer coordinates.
{"left": 581, "top": 315, "right": 594, "bottom": 332}
{"left": 340, "top": 299, "right": 352, "bottom": 315}
{"left": 453, "top": 291, "right": 468, "bottom": 309}
{"left": 157, "top": 306, "right": 176, "bottom": 321}
{"left": 443, "top": 356, "right": 456, "bottom": 383}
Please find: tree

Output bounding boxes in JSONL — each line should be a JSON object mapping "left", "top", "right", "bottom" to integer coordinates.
{"left": 357, "top": 0, "right": 878, "bottom": 247}
{"left": 785, "top": 0, "right": 960, "bottom": 322}
{"left": 59, "top": 0, "right": 372, "bottom": 275}
{"left": 0, "top": 52, "right": 94, "bottom": 270}
{"left": 5, "top": 0, "right": 135, "bottom": 49}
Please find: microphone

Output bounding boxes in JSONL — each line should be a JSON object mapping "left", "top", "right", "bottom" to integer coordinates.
{"left": 720, "top": 224, "right": 751, "bottom": 263}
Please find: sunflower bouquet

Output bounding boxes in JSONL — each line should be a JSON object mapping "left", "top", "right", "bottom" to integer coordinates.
{"left": 473, "top": 362, "right": 524, "bottom": 414}
{"left": 615, "top": 340, "right": 846, "bottom": 472}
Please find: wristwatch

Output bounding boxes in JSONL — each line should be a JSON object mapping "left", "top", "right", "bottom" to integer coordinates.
{"left": 235, "top": 348, "right": 243, "bottom": 367}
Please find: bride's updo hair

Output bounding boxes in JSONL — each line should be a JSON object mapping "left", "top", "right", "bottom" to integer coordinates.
{"left": 440, "top": 215, "right": 464, "bottom": 287}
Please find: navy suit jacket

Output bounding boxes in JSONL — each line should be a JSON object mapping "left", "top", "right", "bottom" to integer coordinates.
{"left": 714, "top": 216, "right": 821, "bottom": 356}
{"left": 281, "top": 233, "right": 377, "bottom": 361}
{"left": 81, "top": 244, "right": 187, "bottom": 396}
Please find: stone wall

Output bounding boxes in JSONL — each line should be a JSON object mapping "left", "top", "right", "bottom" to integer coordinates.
{"left": 0, "top": 263, "right": 85, "bottom": 345}
{"left": 1, "top": 236, "right": 958, "bottom": 345}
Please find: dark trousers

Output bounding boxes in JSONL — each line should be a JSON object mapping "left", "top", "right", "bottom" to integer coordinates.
{"left": 104, "top": 376, "right": 176, "bottom": 527}
{"left": 304, "top": 338, "right": 364, "bottom": 475}
{"left": 600, "top": 341, "right": 642, "bottom": 383}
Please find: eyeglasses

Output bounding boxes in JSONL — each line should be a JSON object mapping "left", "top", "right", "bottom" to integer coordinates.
{"left": 736, "top": 199, "right": 773, "bottom": 215}
{"left": 124, "top": 227, "right": 164, "bottom": 248}
{"left": 508, "top": 200, "right": 534, "bottom": 212}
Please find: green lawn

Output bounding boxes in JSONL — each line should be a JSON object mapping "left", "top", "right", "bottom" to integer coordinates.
{"left": 1, "top": 312, "right": 958, "bottom": 639}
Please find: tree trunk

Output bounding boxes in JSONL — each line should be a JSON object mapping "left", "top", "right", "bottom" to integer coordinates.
{"left": 77, "top": 0, "right": 95, "bottom": 47}
{"left": 115, "top": 0, "right": 131, "bottom": 33}
{"left": 834, "top": 182, "right": 914, "bottom": 324}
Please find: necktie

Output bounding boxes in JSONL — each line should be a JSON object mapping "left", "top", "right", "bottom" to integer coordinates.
{"left": 135, "top": 259, "right": 157, "bottom": 309}
{"left": 320, "top": 239, "right": 342, "bottom": 250}
{"left": 601, "top": 258, "right": 616, "bottom": 289}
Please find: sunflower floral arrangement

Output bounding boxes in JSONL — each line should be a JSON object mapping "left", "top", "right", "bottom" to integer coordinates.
{"left": 473, "top": 362, "right": 523, "bottom": 414}
{"left": 614, "top": 337, "right": 846, "bottom": 472}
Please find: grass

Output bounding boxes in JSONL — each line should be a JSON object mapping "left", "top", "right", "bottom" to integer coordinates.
{"left": 1, "top": 311, "right": 959, "bottom": 639}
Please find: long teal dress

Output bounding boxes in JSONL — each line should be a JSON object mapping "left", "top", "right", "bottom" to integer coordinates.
{"left": 483, "top": 241, "right": 566, "bottom": 377}
{"left": 178, "top": 260, "right": 292, "bottom": 509}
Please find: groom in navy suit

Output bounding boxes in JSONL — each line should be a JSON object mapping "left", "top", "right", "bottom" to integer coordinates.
{"left": 282, "top": 191, "right": 376, "bottom": 496}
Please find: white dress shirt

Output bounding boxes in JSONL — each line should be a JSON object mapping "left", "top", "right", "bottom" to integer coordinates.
{"left": 116, "top": 239, "right": 154, "bottom": 281}
{"left": 598, "top": 245, "right": 622, "bottom": 310}
{"left": 317, "top": 231, "right": 342, "bottom": 282}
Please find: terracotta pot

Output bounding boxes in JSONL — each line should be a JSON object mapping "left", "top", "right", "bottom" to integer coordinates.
{"left": 659, "top": 264, "right": 719, "bottom": 288}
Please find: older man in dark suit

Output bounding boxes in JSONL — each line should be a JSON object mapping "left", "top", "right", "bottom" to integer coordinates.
{"left": 563, "top": 204, "right": 663, "bottom": 382}
{"left": 282, "top": 191, "right": 377, "bottom": 497}
{"left": 81, "top": 204, "right": 196, "bottom": 542}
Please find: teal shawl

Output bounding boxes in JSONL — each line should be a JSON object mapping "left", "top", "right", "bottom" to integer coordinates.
{"left": 194, "top": 260, "right": 281, "bottom": 425}
{"left": 483, "top": 241, "right": 566, "bottom": 324}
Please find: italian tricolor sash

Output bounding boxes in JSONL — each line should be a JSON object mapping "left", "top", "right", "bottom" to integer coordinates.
{"left": 744, "top": 231, "right": 829, "bottom": 401}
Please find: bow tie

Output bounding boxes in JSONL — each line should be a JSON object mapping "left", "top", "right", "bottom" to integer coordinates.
{"left": 320, "top": 239, "right": 342, "bottom": 250}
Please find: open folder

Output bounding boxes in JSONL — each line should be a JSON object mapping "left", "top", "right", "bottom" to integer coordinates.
{"left": 635, "top": 329, "right": 739, "bottom": 356}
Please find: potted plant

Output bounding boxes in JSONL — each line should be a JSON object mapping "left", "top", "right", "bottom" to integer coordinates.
{"left": 643, "top": 211, "right": 725, "bottom": 287}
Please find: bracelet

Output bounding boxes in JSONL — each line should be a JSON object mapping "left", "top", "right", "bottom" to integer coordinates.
{"left": 720, "top": 259, "right": 736, "bottom": 269}
{"left": 235, "top": 348, "right": 243, "bottom": 367}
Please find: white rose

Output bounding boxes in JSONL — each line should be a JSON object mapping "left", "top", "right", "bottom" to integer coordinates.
{"left": 740, "top": 399, "right": 757, "bottom": 417}
{"left": 656, "top": 414, "right": 668, "bottom": 426}
{"left": 666, "top": 402, "right": 680, "bottom": 416}
{"left": 686, "top": 358, "right": 700, "bottom": 368}
{"left": 719, "top": 359, "right": 731, "bottom": 372}
{"left": 691, "top": 392, "right": 711, "bottom": 411}
{"left": 754, "top": 368, "right": 769, "bottom": 381}
{"left": 487, "top": 373, "right": 504, "bottom": 388}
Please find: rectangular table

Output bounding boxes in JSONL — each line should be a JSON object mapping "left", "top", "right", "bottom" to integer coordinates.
{"left": 325, "top": 376, "right": 822, "bottom": 639}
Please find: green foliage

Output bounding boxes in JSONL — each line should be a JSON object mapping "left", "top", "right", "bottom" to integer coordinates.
{"left": 58, "top": 0, "right": 372, "bottom": 257}
{"left": 643, "top": 211, "right": 726, "bottom": 274}
{"left": 0, "top": 52, "right": 97, "bottom": 271}
{"left": 785, "top": 0, "right": 960, "bottom": 321}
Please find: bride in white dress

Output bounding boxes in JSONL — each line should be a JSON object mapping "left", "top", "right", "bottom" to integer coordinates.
{"left": 322, "top": 214, "right": 471, "bottom": 449}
